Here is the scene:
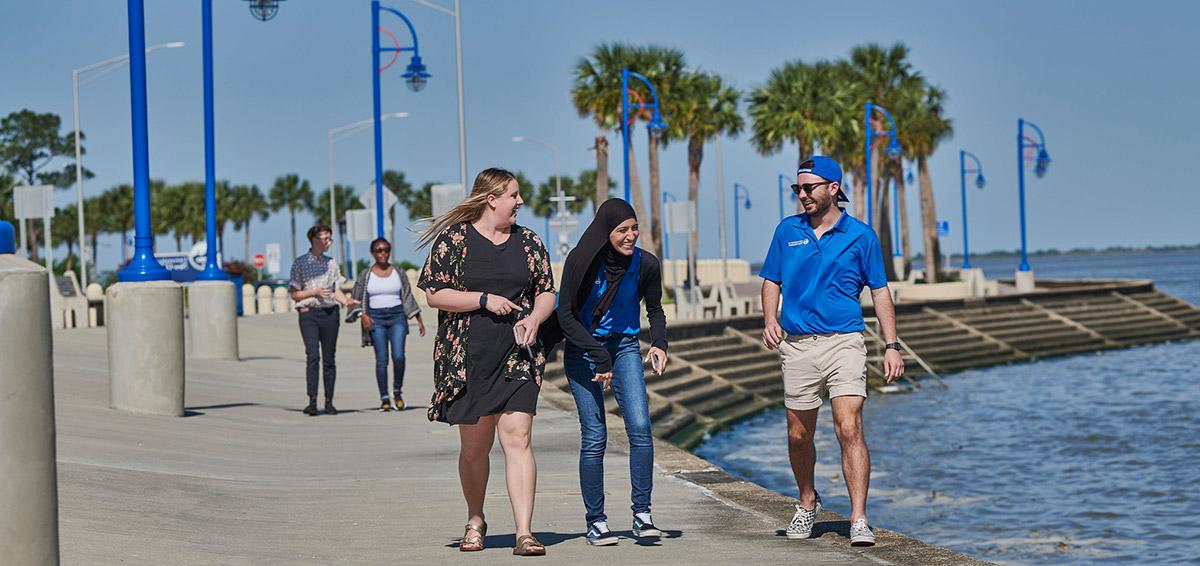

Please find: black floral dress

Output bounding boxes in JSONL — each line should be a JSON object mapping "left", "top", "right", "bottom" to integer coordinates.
{"left": 417, "top": 221, "right": 555, "bottom": 423}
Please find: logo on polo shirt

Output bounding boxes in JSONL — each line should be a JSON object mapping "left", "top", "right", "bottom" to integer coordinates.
{"left": 788, "top": 238, "right": 811, "bottom": 247}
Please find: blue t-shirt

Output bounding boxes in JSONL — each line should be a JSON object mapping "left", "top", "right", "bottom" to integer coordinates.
{"left": 579, "top": 248, "right": 643, "bottom": 337}
{"left": 759, "top": 212, "right": 888, "bottom": 335}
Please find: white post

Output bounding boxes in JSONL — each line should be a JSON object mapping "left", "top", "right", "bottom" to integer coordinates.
{"left": 715, "top": 136, "right": 728, "bottom": 284}
{"left": 73, "top": 69, "right": 88, "bottom": 290}
{"left": 327, "top": 128, "right": 340, "bottom": 268}
{"left": 453, "top": 0, "right": 468, "bottom": 189}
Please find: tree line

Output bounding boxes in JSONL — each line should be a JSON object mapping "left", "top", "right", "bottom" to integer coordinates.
{"left": 573, "top": 41, "right": 954, "bottom": 282}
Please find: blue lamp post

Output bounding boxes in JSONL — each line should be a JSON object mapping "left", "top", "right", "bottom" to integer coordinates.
{"left": 197, "top": 0, "right": 280, "bottom": 280}
{"left": 118, "top": 0, "right": 169, "bottom": 282}
{"left": 1016, "top": 118, "right": 1050, "bottom": 272}
{"left": 959, "top": 150, "right": 985, "bottom": 268}
{"left": 372, "top": 1, "right": 430, "bottom": 237}
{"left": 732, "top": 183, "right": 752, "bottom": 259}
{"left": 864, "top": 102, "right": 901, "bottom": 228}
{"left": 620, "top": 69, "right": 667, "bottom": 203}
{"left": 777, "top": 173, "right": 797, "bottom": 219}
{"left": 891, "top": 177, "right": 901, "bottom": 257}
{"left": 661, "top": 191, "right": 677, "bottom": 260}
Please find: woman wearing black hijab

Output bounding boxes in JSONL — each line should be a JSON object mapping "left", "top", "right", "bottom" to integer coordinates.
{"left": 557, "top": 198, "right": 668, "bottom": 546}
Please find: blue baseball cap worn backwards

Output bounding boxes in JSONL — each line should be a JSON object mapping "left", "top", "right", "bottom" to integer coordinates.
{"left": 797, "top": 156, "right": 849, "bottom": 202}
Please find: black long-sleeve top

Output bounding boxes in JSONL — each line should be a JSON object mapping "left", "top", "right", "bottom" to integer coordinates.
{"left": 556, "top": 248, "right": 668, "bottom": 373}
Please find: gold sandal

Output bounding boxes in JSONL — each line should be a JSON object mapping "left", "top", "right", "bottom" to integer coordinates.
{"left": 513, "top": 534, "right": 546, "bottom": 556}
{"left": 460, "top": 520, "right": 486, "bottom": 552}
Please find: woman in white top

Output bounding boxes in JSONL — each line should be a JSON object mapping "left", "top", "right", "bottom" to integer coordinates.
{"left": 350, "top": 237, "right": 425, "bottom": 411}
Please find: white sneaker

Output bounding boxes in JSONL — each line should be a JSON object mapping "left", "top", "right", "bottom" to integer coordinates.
{"left": 785, "top": 492, "right": 822, "bottom": 539}
{"left": 849, "top": 518, "right": 875, "bottom": 547}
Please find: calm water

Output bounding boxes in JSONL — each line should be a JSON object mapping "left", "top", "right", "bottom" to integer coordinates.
{"left": 697, "top": 250, "right": 1200, "bottom": 565}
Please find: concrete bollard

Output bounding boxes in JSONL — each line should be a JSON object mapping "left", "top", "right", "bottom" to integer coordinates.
{"left": 187, "top": 281, "right": 239, "bottom": 360}
{"left": 86, "top": 283, "right": 105, "bottom": 327}
{"left": 241, "top": 284, "right": 256, "bottom": 316}
{"left": 272, "top": 287, "right": 290, "bottom": 313}
{"left": 1014, "top": 269, "right": 1036, "bottom": 293}
{"left": 0, "top": 254, "right": 60, "bottom": 565}
{"left": 106, "top": 281, "right": 185, "bottom": 417}
{"left": 256, "top": 286, "right": 273, "bottom": 315}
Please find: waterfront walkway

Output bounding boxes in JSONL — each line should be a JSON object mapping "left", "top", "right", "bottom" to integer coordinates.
{"left": 53, "top": 313, "right": 979, "bottom": 565}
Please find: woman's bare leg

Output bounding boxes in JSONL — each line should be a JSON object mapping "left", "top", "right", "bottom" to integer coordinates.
{"left": 459, "top": 414, "right": 498, "bottom": 528}
{"left": 496, "top": 411, "right": 537, "bottom": 538}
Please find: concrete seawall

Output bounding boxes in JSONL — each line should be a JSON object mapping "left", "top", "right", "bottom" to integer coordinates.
{"left": 542, "top": 280, "right": 1200, "bottom": 448}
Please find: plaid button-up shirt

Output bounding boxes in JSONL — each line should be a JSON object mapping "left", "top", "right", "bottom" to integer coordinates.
{"left": 289, "top": 251, "right": 344, "bottom": 309}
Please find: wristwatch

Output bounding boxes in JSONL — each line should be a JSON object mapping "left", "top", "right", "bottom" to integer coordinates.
{"left": 479, "top": 293, "right": 489, "bottom": 310}
{"left": 884, "top": 342, "right": 903, "bottom": 351}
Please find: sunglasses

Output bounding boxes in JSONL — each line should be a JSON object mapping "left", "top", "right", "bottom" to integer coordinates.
{"left": 371, "top": 247, "right": 391, "bottom": 253}
{"left": 791, "top": 181, "right": 833, "bottom": 195}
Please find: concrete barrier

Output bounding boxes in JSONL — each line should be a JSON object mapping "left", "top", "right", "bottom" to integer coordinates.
{"left": 107, "top": 281, "right": 185, "bottom": 417}
{"left": 272, "top": 287, "right": 291, "bottom": 313}
{"left": 241, "top": 284, "right": 256, "bottom": 315}
{"left": 256, "top": 286, "right": 273, "bottom": 314}
{"left": 0, "top": 254, "right": 60, "bottom": 565}
{"left": 188, "top": 281, "right": 239, "bottom": 360}
{"left": 86, "top": 283, "right": 104, "bottom": 326}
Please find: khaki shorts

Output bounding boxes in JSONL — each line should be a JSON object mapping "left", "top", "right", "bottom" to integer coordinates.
{"left": 779, "top": 332, "right": 868, "bottom": 410}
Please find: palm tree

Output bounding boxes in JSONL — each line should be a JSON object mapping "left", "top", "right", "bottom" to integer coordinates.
{"left": 313, "top": 184, "right": 362, "bottom": 251}
{"left": 573, "top": 44, "right": 629, "bottom": 212}
{"left": 898, "top": 82, "right": 953, "bottom": 283}
{"left": 270, "top": 173, "right": 313, "bottom": 259}
{"left": 226, "top": 184, "right": 270, "bottom": 261}
{"left": 572, "top": 42, "right": 668, "bottom": 254}
{"left": 52, "top": 203, "right": 78, "bottom": 271}
{"left": 671, "top": 70, "right": 743, "bottom": 261}
{"left": 99, "top": 184, "right": 134, "bottom": 264}
{"left": 149, "top": 180, "right": 181, "bottom": 250}
{"left": 83, "top": 194, "right": 104, "bottom": 275}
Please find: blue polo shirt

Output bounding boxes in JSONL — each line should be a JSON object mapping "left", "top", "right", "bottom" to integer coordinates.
{"left": 759, "top": 212, "right": 888, "bottom": 335}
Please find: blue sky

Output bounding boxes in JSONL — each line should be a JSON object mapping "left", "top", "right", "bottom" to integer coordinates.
{"left": 3, "top": 0, "right": 1198, "bottom": 274}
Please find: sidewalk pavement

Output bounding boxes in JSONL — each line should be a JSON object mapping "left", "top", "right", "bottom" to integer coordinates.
{"left": 52, "top": 312, "right": 982, "bottom": 565}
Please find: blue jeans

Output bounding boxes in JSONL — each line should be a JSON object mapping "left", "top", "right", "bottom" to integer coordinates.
{"left": 368, "top": 305, "right": 408, "bottom": 399}
{"left": 564, "top": 334, "right": 653, "bottom": 526}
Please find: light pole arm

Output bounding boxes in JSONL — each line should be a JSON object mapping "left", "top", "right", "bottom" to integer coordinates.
{"left": 378, "top": 6, "right": 422, "bottom": 53}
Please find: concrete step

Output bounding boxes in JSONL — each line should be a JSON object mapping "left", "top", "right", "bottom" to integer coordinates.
{"left": 747, "top": 381, "right": 785, "bottom": 397}
{"left": 707, "top": 396, "right": 778, "bottom": 424}
{"left": 1018, "top": 337, "right": 1109, "bottom": 357}
{"left": 902, "top": 333, "right": 994, "bottom": 351}
{"left": 674, "top": 381, "right": 734, "bottom": 408}
{"left": 937, "top": 351, "right": 1025, "bottom": 372}
{"left": 652, "top": 409, "right": 696, "bottom": 439}
{"left": 698, "top": 351, "right": 779, "bottom": 372}
{"left": 649, "top": 372, "right": 715, "bottom": 397}
{"left": 680, "top": 343, "right": 763, "bottom": 363}
{"left": 727, "top": 372, "right": 780, "bottom": 392}
{"left": 966, "top": 316, "right": 1062, "bottom": 333}
{"left": 643, "top": 363, "right": 692, "bottom": 384}
{"left": 669, "top": 335, "right": 742, "bottom": 355}
{"left": 987, "top": 324, "right": 1085, "bottom": 342}
{"left": 1102, "top": 326, "right": 1192, "bottom": 344}
{"left": 689, "top": 390, "right": 755, "bottom": 417}
{"left": 716, "top": 358, "right": 780, "bottom": 381}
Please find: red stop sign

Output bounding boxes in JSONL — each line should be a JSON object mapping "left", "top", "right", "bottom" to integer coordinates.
{"left": 252, "top": 253, "right": 266, "bottom": 268}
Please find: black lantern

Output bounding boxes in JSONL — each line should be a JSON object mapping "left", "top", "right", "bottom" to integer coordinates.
{"left": 245, "top": 0, "right": 285, "bottom": 22}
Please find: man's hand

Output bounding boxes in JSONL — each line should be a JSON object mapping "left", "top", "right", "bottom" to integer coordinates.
{"left": 344, "top": 297, "right": 361, "bottom": 308}
{"left": 592, "top": 371, "right": 613, "bottom": 390}
{"left": 361, "top": 314, "right": 373, "bottom": 332}
{"left": 883, "top": 349, "right": 905, "bottom": 383}
{"left": 763, "top": 320, "right": 785, "bottom": 350}
{"left": 416, "top": 315, "right": 426, "bottom": 337}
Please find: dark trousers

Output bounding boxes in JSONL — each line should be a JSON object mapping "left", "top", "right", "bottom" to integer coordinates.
{"left": 299, "top": 306, "right": 339, "bottom": 401}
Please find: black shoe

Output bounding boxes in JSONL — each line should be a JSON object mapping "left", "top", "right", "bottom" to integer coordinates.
{"left": 302, "top": 403, "right": 318, "bottom": 416}
{"left": 324, "top": 401, "right": 338, "bottom": 415}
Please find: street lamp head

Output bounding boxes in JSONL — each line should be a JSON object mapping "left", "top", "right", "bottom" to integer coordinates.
{"left": 648, "top": 110, "right": 667, "bottom": 131}
{"left": 1035, "top": 149, "right": 1051, "bottom": 177}
{"left": 402, "top": 56, "right": 431, "bottom": 92}
{"left": 885, "top": 138, "right": 902, "bottom": 157}
{"left": 975, "top": 174, "right": 986, "bottom": 189}
{"left": 744, "top": 198, "right": 752, "bottom": 210}
{"left": 245, "top": 0, "right": 285, "bottom": 21}
{"left": 906, "top": 169, "right": 914, "bottom": 184}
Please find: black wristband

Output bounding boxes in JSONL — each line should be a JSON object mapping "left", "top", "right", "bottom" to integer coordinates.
{"left": 885, "top": 342, "right": 903, "bottom": 351}
{"left": 479, "top": 293, "right": 488, "bottom": 310}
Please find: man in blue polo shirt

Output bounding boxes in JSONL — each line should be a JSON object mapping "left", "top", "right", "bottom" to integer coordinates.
{"left": 760, "top": 156, "right": 904, "bottom": 547}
